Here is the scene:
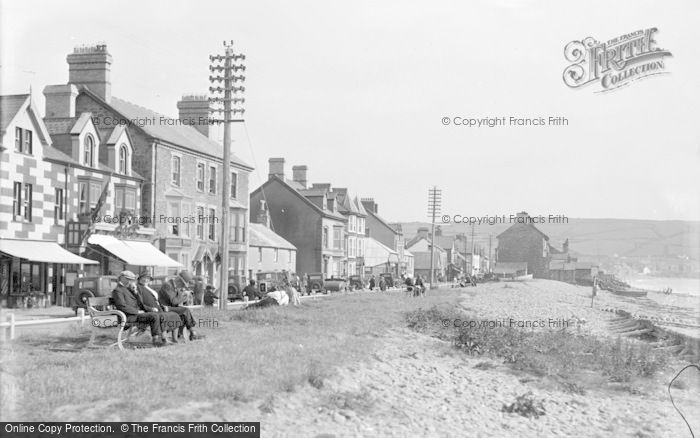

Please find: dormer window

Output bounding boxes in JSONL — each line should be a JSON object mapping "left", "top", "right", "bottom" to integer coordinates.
{"left": 118, "top": 144, "right": 128, "bottom": 174}
{"left": 83, "top": 135, "right": 95, "bottom": 167}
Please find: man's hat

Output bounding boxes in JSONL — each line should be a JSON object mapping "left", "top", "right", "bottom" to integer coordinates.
{"left": 178, "top": 270, "right": 194, "bottom": 283}
{"left": 119, "top": 270, "right": 137, "bottom": 280}
{"left": 138, "top": 271, "right": 152, "bottom": 280}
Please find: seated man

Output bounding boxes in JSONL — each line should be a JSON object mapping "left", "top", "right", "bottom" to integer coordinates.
{"left": 242, "top": 279, "right": 261, "bottom": 301}
{"left": 158, "top": 270, "right": 205, "bottom": 341}
{"left": 111, "top": 270, "right": 171, "bottom": 346}
{"left": 138, "top": 271, "right": 197, "bottom": 343}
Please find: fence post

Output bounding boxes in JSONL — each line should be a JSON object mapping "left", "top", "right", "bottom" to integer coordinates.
{"left": 8, "top": 313, "right": 15, "bottom": 340}
{"left": 77, "top": 308, "right": 85, "bottom": 326}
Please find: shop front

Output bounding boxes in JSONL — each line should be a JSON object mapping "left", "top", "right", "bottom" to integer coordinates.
{"left": 0, "top": 239, "right": 98, "bottom": 308}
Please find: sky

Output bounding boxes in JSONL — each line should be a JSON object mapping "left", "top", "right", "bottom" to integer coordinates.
{"left": 2, "top": 0, "right": 699, "bottom": 223}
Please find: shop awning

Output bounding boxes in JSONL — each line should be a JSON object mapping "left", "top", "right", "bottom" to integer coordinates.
{"left": 0, "top": 239, "right": 98, "bottom": 264}
{"left": 88, "top": 235, "right": 182, "bottom": 267}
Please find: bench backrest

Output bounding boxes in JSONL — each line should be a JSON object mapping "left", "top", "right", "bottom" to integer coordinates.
{"left": 86, "top": 296, "right": 112, "bottom": 316}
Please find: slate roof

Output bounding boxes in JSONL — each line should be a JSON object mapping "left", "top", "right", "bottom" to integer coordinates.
{"left": 249, "top": 223, "right": 296, "bottom": 250}
{"left": 0, "top": 94, "right": 28, "bottom": 134}
{"left": 75, "top": 88, "right": 252, "bottom": 170}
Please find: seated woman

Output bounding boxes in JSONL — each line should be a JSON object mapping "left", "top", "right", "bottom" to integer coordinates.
{"left": 244, "top": 289, "right": 289, "bottom": 309}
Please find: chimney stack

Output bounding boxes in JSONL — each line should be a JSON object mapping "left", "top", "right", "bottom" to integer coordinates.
{"left": 67, "top": 44, "right": 112, "bottom": 103}
{"left": 417, "top": 227, "right": 429, "bottom": 239}
{"left": 292, "top": 165, "right": 308, "bottom": 188}
{"left": 43, "top": 84, "right": 79, "bottom": 118}
{"left": 177, "top": 94, "right": 214, "bottom": 139}
{"left": 268, "top": 158, "right": 285, "bottom": 180}
{"left": 361, "top": 198, "right": 378, "bottom": 214}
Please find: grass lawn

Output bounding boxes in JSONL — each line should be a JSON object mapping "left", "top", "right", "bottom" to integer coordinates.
{"left": 0, "top": 290, "right": 464, "bottom": 421}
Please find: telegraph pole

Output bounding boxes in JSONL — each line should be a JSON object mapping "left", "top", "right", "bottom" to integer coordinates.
{"left": 427, "top": 187, "right": 442, "bottom": 289}
{"left": 209, "top": 41, "right": 246, "bottom": 310}
{"left": 488, "top": 234, "right": 493, "bottom": 273}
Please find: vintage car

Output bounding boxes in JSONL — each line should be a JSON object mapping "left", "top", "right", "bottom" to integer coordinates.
{"left": 70, "top": 275, "right": 119, "bottom": 312}
{"left": 324, "top": 277, "right": 348, "bottom": 292}
{"left": 305, "top": 273, "right": 326, "bottom": 294}
{"left": 379, "top": 273, "right": 398, "bottom": 289}
{"left": 256, "top": 271, "right": 288, "bottom": 294}
{"left": 348, "top": 275, "right": 366, "bottom": 290}
{"left": 227, "top": 272, "right": 248, "bottom": 301}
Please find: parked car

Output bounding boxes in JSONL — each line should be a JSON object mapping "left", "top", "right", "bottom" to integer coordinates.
{"left": 227, "top": 272, "right": 248, "bottom": 301}
{"left": 305, "top": 273, "right": 326, "bottom": 294}
{"left": 348, "top": 275, "right": 366, "bottom": 290}
{"left": 324, "top": 277, "right": 348, "bottom": 292}
{"left": 379, "top": 273, "right": 398, "bottom": 288}
{"left": 70, "top": 275, "right": 118, "bottom": 312}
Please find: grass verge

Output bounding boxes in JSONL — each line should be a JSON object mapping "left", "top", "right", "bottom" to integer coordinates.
{"left": 0, "top": 290, "right": 462, "bottom": 421}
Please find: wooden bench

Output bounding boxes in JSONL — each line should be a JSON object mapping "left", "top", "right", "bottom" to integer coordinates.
{"left": 86, "top": 296, "right": 146, "bottom": 350}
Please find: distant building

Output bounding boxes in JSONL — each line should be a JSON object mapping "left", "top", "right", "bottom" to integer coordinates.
{"left": 248, "top": 202, "right": 297, "bottom": 274}
{"left": 405, "top": 227, "right": 447, "bottom": 280}
{"left": 495, "top": 211, "right": 552, "bottom": 279}
{"left": 250, "top": 159, "right": 346, "bottom": 277}
{"left": 492, "top": 262, "right": 528, "bottom": 279}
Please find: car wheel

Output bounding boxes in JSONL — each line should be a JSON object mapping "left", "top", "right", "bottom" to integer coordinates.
{"left": 77, "top": 291, "right": 94, "bottom": 307}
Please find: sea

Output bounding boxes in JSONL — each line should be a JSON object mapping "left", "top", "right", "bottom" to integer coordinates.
{"left": 625, "top": 275, "right": 700, "bottom": 297}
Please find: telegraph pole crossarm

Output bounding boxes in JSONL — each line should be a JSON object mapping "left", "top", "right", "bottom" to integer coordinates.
{"left": 209, "top": 41, "right": 246, "bottom": 310}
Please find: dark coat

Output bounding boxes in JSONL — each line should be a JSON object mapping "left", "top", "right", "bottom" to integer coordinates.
{"left": 159, "top": 280, "right": 187, "bottom": 307}
{"left": 138, "top": 284, "right": 166, "bottom": 311}
{"left": 112, "top": 283, "right": 146, "bottom": 317}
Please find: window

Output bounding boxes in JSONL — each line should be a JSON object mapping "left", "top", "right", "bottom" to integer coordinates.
{"left": 349, "top": 216, "right": 356, "bottom": 232}
{"left": 89, "top": 183, "right": 101, "bottom": 209}
{"left": 14, "top": 128, "right": 32, "bottom": 154}
{"left": 171, "top": 156, "right": 181, "bottom": 186}
{"left": 181, "top": 253, "right": 189, "bottom": 269}
{"left": 83, "top": 135, "right": 94, "bottom": 167}
{"left": 196, "top": 163, "right": 205, "bottom": 191}
{"left": 170, "top": 202, "right": 180, "bottom": 236}
{"left": 22, "top": 184, "right": 32, "bottom": 221}
{"left": 12, "top": 182, "right": 22, "bottom": 219}
{"left": 274, "top": 248, "right": 279, "bottom": 262}
{"left": 333, "top": 227, "right": 342, "bottom": 250}
{"left": 208, "top": 208, "right": 216, "bottom": 240}
{"left": 196, "top": 206, "right": 204, "bottom": 239}
{"left": 118, "top": 145, "right": 128, "bottom": 174}
{"left": 209, "top": 166, "right": 216, "bottom": 194}
{"left": 258, "top": 247, "right": 263, "bottom": 262}
{"left": 323, "top": 227, "right": 329, "bottom": 249}
{"left": 115, "top": 187, "right": 124, "bottom": 211}
{"left": 181, "top": 203, "right": 191, "bottom": 238}
{"left": 79, "top": 182, "right": 88, "bottom": 213}
{"left": 124, "top": 190, "right": 136, "bottom": 211}
{"left": 24, "top": 130, "right": 32, "bottom": 154}
{"left": 288, "top": 250, "right": 293, "bottom": 265}
{"left": 230, "top": 210, "right": 246, "bottom": 243}
{"left": 167, "top": 253, "right": 179, "bottom": 275}
{"left": 14, "top": 128, "right": 21, "bottom": 152}
{"left": 54, "top": 188, "right": 64, "bottom": 221}
{"left": 230, "top": 172, "right": 238, "bottom": 199}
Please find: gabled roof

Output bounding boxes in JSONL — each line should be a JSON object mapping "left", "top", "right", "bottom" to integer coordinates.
{"left": 251, "top": 176, "right": 346, "bottom": 221}
{"left": 354, "top": 197, "right": 368, "bottom": 216}
{"left": 106, "top": 125, "right": 128, "bottom": 144}
{"left": 366, "top": 208, "right": 398, "bottom": 236}
{"left": 497, "top": 220, "right": 549, "bottom": 241}
{"left": 0, "top": 94, "right": 29, "bottom": 134}
{"left": 0, "top": 94, "right": 52, "bottom": 146}
{"left": 70, "top": 112, "right": 93, "bottom": 135}
{"left": 78, "top": 88, "right": 252, "bottom": 170}
{"left": 249, "top": 223, "right": 296, "bottom": 250}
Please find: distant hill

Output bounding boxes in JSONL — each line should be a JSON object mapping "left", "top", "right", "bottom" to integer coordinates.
{"left": 398, "top": 218, "right": 700, "bottom": 261}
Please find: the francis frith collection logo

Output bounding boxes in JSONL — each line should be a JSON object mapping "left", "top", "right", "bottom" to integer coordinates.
{"left": 563, "top": 28, "right": 672, "bottom": 92}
